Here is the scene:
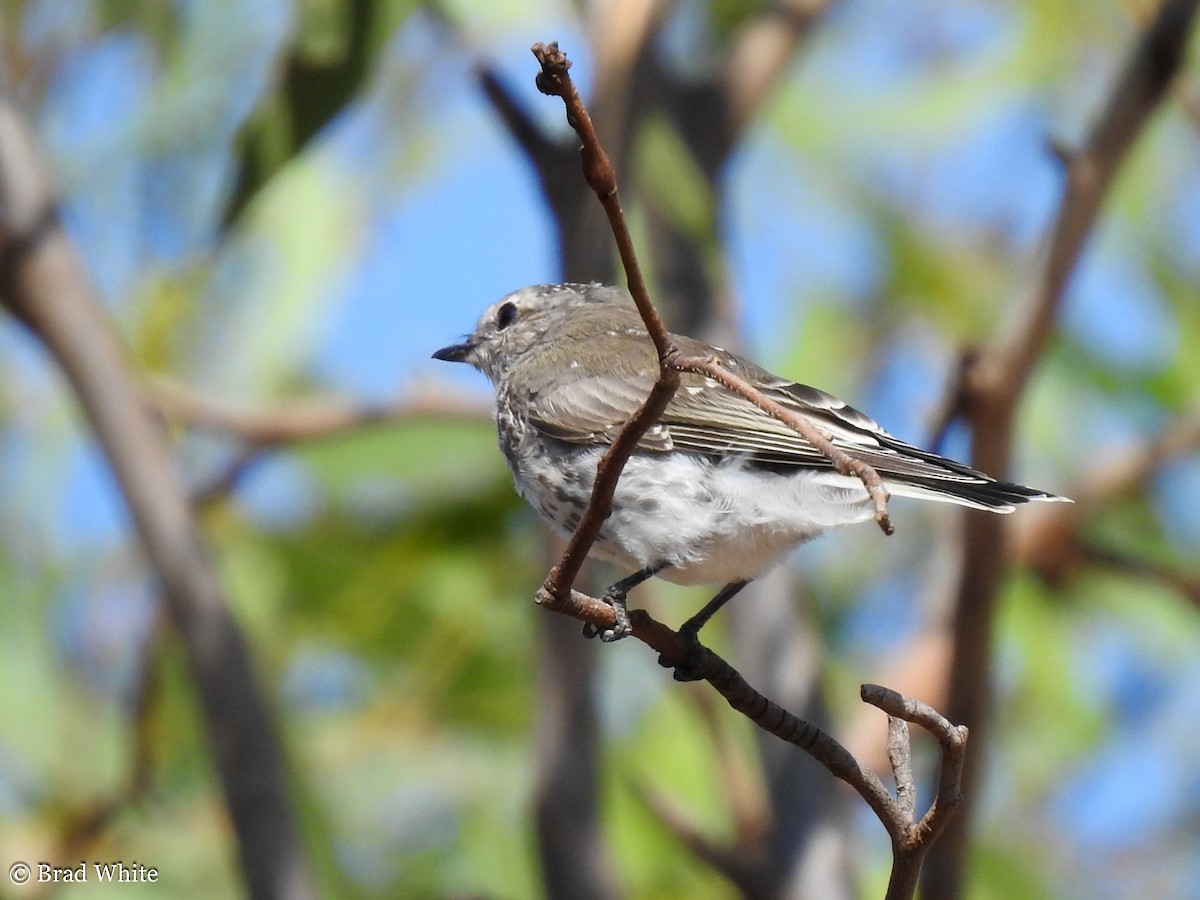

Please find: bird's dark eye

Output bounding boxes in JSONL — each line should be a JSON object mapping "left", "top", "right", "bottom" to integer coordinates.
{"left": 496, "top": 301, "right": 519, "bottom": 330}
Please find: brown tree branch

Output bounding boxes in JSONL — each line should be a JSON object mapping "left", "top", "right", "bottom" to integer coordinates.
{"left": 632, "top": 778, "right": 767, "bottom": 892}
{"left": 862, "top": 685, "right": 968, "bottom": 900}
{"left": 531, "top": 41, "right": 682, "bottom": 604}
{"left": 1011, "top": 406, "right": 1200, "bottom": 584}
{"left": 475, "top": 63, "right": 560, "bottom": 170}
{"left": 530, "top": 40, "right": 892, "bottom": 610}
{"left": 922, "top": 3, "right": 1200, "bottom": 895}
{"left": 534, "top": 581, "right": 968, "bottom": 894}
{"left": 472, "top": 24, "right": 663, "bottom": 900}
{"left": 144, "top": 377, "right": 492, "bottom": 446}
{"left": 532, "top": 611, "right": 621, "bottom": 900}
{"left": 724, "top": 0, "right": 835, "bottom": 138}
{"left": 1175, "top": 73, "right": 1200, "bottom": 134}
{"left": 636, "top": 7, "right": 853, "bottom": 891}
{"left": 847, "top": 405, "right": 1200, "bottom": 779}
{"left": 887, "top": 715, "right": 917, "bottom": 824}
{"left": 0, "top": 90, "right": 315, "bottom": 899}
{"left": 988, "top": 4, "right": 1199, "bottom": 404}
{"left": 45, "top": 613, "right": 168, "bottom": 878}
{"left": 689, "top": 689, "right": 771, "bottom": 846}
{"left": 526, "top": 44, "right": 955, "bottom": 893}
{"left": 631, "top": 690, "right": 771, "bottom": 892}
{"left": 140, "top": 379, "right": 492, "bottom": 508}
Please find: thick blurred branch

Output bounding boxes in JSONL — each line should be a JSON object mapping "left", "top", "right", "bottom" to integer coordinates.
{"left": 1013, "top": 407, "right": 1200, "bottom": 585}
{"left": 0, "top": 91, "right": 314, "bottom": 899}
{"left": 922, "top": 2, "right": 1200, "bottom": 895}
{"left": 631, "top": 689, "right": 771, "bottom": 892}
{"left": 145, "top": 377, "right": 491, "bottom": 445}
{"left": 724, "top": 0, "right": 835, "bottom": 138}
{"left": 141, "top": 378, "right": 491, "bottom": 507}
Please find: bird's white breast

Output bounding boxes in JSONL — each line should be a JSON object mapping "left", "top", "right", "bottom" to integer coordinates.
{"left": 498, "top": 405, "right": 878, "bottom": 585}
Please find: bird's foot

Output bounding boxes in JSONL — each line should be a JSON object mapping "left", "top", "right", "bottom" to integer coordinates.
{"left": 658, "top": 623, "right": 708, "bottom": 682}
{"left": 582, "top": 590, "right": 632, "bottom": 642}
{"left": 582, "top": 565, "right": 665, "bottom": 642}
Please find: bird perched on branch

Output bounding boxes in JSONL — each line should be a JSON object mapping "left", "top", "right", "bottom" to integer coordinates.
{"left": 434, "top": 283, "right": 1067, "bottom": 641}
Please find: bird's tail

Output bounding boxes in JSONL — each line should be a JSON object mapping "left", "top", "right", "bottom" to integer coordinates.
{"left": 882, "top": 477, "right": 1069, "bottom": 513}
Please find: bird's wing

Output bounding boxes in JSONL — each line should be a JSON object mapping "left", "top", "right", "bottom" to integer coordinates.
{"left": 521, "top": 328, "right": 906, "bottom": 468}
{"left": 518, "top": 323, "right": 678, "bottom": 450}
{"left": 522, "top": 327, "right": 1054, "bottom": 508}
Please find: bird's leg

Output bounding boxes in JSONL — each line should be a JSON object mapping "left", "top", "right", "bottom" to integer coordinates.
{"left": 680, "top": 580, "right": 750, "bottom": 637}
{"left": 666, "top": 580, "right": 751, "bottom": 682}
{"left": 583, "top": 564, "right": 667, "bottom": 642}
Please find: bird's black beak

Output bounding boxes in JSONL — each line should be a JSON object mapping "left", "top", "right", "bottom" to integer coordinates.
{"left": 432, "top": 340, "right": 473, "bottom": 363}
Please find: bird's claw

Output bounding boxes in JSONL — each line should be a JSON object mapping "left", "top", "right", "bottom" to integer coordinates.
{"left": 658, "top": 625, "right": 707, "bottom": 681}
{"left": 582, "top": 591, "right": 632, "bottom": 641}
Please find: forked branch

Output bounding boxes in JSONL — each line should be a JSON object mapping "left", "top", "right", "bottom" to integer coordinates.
{"left": 530, "top": 40, "right": 891, "bottom": 615}
{"left": 528, "top": 41, "right": 952, "bottom": 897}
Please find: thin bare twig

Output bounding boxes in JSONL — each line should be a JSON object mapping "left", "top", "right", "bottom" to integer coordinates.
{"left": 531, "top": 41, "right": 682, "bottom": 604}
{"left": 532, "top": 42, "right": 669, "bottom": 356}
{"left": 528, "top": 40, "right": 956, "bottom": 896}
{"left": 530, "top": 40, "right": 892, "bottom": 611}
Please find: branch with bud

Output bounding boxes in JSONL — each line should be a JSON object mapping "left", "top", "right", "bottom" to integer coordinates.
{"left": 528, "top": 40, "right": 959, "bottom": 899}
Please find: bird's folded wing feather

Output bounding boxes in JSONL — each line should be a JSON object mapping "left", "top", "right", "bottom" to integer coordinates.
{"left": 518, "top": 321, "right": 1070, "bottom": 508}
{"left": 521, "top": 328, "right": 1008, "bottom": 489}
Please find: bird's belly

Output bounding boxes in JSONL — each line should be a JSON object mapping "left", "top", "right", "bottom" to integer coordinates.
{"left": 506, "top": 429, "right": 877, "bottom": 585}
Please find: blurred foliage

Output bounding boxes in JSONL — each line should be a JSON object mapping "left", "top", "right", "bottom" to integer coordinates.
{"left": 1, "top": 1, "right": 1199, "bottom": 898}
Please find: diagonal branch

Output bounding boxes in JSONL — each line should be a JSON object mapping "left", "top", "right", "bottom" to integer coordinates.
{"left": 632, "top": 779, "right": 766, "bottom": 891}
{"left": 530, "top": 40, "right": 892, "bottom": 610}
{"left": 724, "top": 0, "right": 836, "bottom": 140}
{"left": 989, "top": 0, "right": 1200, "bottom": 402}
{"left": 528, "top": 41, "right": 950, "bottom": 897}
{"left": 531, "top": 41, "right": 680, "bottom": 604}
{"left": 142, "top": 378, "right": 493, "bottom": 507}
{"left": 475, "top": 62, "right": 561, "bottom": 170}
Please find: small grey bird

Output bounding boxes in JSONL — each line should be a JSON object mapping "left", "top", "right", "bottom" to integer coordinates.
{"left": 434, "top": 283, "right": 1066, "bottom": 641}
